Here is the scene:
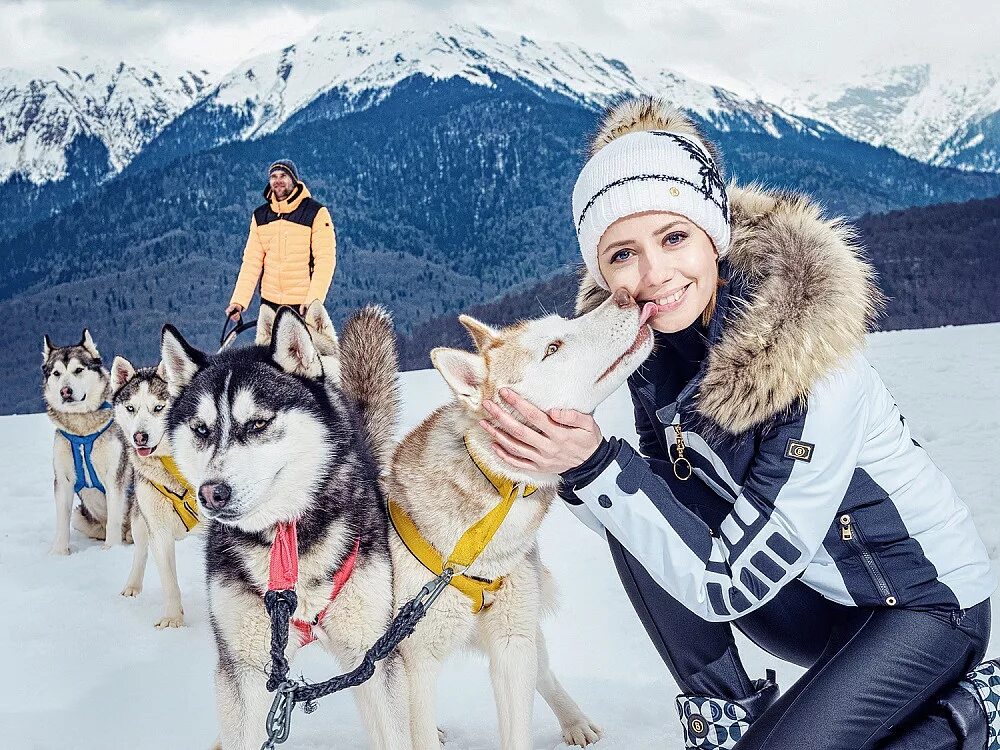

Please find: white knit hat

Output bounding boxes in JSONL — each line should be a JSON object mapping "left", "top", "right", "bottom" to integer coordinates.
{"left": 573, "top": 99, "right": 731, "bottom": 290}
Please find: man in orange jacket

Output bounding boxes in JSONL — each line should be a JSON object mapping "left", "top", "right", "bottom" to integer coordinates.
{"left": 225, "top": 159, "right": 336, "bottom": 320}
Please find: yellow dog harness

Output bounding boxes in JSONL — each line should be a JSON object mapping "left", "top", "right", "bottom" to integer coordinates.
{"left": 389, "top": 437, "right": 535, "bottom": 613}
{"left": 150, "top": 455, "right": 199, "bottom": 532}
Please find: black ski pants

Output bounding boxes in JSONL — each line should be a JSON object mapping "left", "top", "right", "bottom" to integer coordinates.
{"left": 607, "top": 474, "right": 991, "bottom": 750}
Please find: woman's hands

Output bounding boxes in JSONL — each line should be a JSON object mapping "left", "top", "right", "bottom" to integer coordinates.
{"left": 225, "top": 303, "right": 244, "bottom": 321}
{"left": 480, "top": 388, "right": 604, "bottom": 474}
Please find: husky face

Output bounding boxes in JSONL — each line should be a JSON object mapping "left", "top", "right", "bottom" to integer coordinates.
{"left": 42, "top": 330, "right": 109, "bottom": 414}
{"left": 161, "top": 310, "right": 341, "bottom": 533}
{"left": 111, "top": 357, "right": 171, "bottom": 458}
{"left": 433, "top": 289, "right": 655, "bottom": 415}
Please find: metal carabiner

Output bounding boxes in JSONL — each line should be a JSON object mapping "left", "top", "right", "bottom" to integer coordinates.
{"left": 415, "top": 568, "right": 455, "bottom": 611}
{"left": 261, "top": 681, "right": 297, "bottom": 749}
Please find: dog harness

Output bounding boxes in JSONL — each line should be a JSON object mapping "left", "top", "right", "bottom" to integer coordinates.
{"left": 267, "top": 521, "right": 361, "bottom": 647}
{"left": 58, "top": 402, "right": 113, "bottom": 495}
{"left": 150, "top": 455, "right": 200, "bottom": 532}
{"left": 389, "top": 436, "right": 536, "bottom": 613}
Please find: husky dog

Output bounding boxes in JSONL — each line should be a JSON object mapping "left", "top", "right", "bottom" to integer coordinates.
{"left": 43, "top": 329, "right": 130, "bottom": 555}
{"left": 111, "top": 358, "right": 201, "bottom": 628}
{"left": 160, "top": 306, "right": 410, "bottom": 750}
{"left": 389, "top": 289, "right": 655, "bottom": 749}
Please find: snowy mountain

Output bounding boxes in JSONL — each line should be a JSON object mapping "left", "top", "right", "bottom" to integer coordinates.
{"left": 129, "top": 24, "right": 831, "bottom": 175}
{"left": 781, "top": 62, "right": 1000, "bottom": 172}
{"left": 0, "top": 60, "right": 212, "bottom": 185}
{"left": 5, "top": 25, "right": 1000, "bottom": 200}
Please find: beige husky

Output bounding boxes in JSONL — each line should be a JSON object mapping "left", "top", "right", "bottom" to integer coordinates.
{"left": 111, "top": 357, "right": 202, "bottom": 628}
{"left": 389, "top": 288, "right": 655, "bottom": 749}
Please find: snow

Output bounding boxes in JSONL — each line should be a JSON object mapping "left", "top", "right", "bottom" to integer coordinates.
{"left": 1, "top": 323, "right": 999, "bottom": 748}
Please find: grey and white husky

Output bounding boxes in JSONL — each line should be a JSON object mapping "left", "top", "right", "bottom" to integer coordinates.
{"left": 160, "top": 306, "right": 411, "bottom": 750}
{"left": 111, "top": 358, "right": 201, "bottom": 628}
{"left": 43, "top": 330, "right": 130, "bottom": 555}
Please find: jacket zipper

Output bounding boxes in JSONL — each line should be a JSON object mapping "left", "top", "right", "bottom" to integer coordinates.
{"left": 840, "top": 514, "right": 897, "bottom": 606}
{"left": 670, "top": 423, "right": 693, "bottom": 481}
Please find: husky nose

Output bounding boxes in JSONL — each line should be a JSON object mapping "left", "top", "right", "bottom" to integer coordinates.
{"left": 199, "top": 482, "right": 232, "bottom": 512}
{"left": 612, "top": 288, "right": 636, "bottom": 310}
{"left": 60, "top": 386, "right": 73, "bottom": 399}
{"left": 133, "top": 431, "right": 148, "bottom": 447}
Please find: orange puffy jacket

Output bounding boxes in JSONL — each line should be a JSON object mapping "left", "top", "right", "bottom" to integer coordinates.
{"left": 229, "top": 182, "right": 336, "bottom": 309}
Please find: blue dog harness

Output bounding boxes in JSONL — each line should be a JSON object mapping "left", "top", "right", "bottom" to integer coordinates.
{"left": 58, "top": 403, "right": 113, "bottom": 495}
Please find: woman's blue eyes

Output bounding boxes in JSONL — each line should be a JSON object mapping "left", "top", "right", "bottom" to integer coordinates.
{"left": 609, "top": 233, "right": 689, "bottom": 264}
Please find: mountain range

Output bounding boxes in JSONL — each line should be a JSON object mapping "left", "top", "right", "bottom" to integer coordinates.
{"left": 2, "top": 24, "right": 999, "bottom": 415}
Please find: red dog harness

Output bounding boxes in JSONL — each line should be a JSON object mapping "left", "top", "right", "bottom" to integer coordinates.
{"left": 267, "top": 521, "right": 360, "bottom": 647}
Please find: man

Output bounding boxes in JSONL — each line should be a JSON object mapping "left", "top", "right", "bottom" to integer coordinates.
{"left": 225, "top": 159, "right": 336, "bottom": 320}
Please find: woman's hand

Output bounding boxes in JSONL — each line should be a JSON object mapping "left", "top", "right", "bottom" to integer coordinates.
{"left": 225, "top": 303, "right": 244, "bottom": 321}
{"left": 480, "top": 388, "right": 603, "bottom": 474}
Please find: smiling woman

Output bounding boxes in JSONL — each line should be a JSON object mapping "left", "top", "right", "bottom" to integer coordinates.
{"left": 485, "top": 97, "right": 1000, "bottom": 750}
{"left": 597, "top": 212, "right": 721, "bottom": 332}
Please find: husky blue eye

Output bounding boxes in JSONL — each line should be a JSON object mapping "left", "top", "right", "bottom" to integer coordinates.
{"left": 192, "top": 423, "right": 209, "bottom": 437}
{"left": 153, "top": 404, "right": 165, "bottom": 413}
{"left": 125, "top": 405, "right": 135, "bottom": 413}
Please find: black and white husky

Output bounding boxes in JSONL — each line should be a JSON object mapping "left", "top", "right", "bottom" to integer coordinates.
{"left": 160, "top": 307, "right": 410, "bottom": 750}
{"left": 42, "top": 329, "right": 130, "bottom": 554}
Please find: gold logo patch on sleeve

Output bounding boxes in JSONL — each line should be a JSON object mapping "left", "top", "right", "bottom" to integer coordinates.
{"left": 785, "top": 439, "right": 815, "bottom": 462}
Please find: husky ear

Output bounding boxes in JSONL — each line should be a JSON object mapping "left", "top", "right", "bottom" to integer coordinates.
{"left": 304, "top": 299, "right": 340, "bottom": 356}
{"left": 110, "top": 356, "right": 135, "bottom": 391}
{"left": 80, "top": 329, "right": 100, "bottom": 359}
{"left": 431, "top": 347, "right": 486, "bottom": 409}
{"left": 160, "top": 325, "right": 206, "bottom": 395}
{"left": 459, "top": 315, "right": 500, "bottom": 352}
{"left": 255, "top": 305, "right": 276, "bottom": 345}
{"left": 155, "top": 361, "right": 167, "bottom": 380}
{"left": 271, "top": 308, "right": 322, "bottom": 379}
{"left": 42, "top": 334, "right": 54, "bottom": 361}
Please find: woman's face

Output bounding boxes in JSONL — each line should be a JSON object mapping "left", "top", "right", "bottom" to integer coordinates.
{"left": 597, "top": 211, "right": 719, "bottom": 333}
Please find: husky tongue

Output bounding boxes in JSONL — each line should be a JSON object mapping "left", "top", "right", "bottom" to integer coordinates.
{"left": 136, "top": 446, "right": 152, "bottom": 457}
{"left": 639, "top": 302, "right": 658, "bottom": 327}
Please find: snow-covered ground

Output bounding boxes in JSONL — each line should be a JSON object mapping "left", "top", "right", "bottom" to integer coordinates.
{"left": 2, "top": 323, "right": 998, "bottom": 749}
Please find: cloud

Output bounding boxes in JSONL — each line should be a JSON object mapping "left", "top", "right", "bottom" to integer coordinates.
{"left": 2, "top": 0, "right": 998, "bottom": 92}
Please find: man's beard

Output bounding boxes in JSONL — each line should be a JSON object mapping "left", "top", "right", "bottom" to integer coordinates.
{"left": 272, "top": 186, "right": 291, "bottom": 200}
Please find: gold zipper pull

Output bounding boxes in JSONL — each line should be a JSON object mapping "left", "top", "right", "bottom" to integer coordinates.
{"left": 840, "top": 514, "right": 853, "bottom": 541}
{"left": 670, "top": 423, "right": 693, "bottom": 481}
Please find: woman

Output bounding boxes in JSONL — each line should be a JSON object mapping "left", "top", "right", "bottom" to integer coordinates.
{"left": 480, "top": 98, "right": 999, "bottom": 749}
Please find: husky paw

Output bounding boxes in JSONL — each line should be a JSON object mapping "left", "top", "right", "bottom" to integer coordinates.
{"left": 101, "top": 541, "right": 118, "bottom": 551}
{"left": 48, "top": 543, "right": 70, "bottom": 556}
{"left": 154, "top": 614, "right": 184, "bottom": 628}
{"left": 561, "top": 719, "right": 603, "bottom": 747}
{"left": 120, "top": 583, "right": 142, "bottom": 597}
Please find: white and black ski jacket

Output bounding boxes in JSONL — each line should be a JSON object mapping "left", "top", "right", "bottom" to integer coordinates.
{"left": 562, "top": 185, "right": 997, "bottom": 622}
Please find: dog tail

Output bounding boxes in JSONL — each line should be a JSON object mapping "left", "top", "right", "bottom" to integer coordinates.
{"left": 339, "top": 305, "right": 400, "bottom": 472}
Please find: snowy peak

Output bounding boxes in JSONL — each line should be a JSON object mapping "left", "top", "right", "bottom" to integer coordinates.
{"left": 0, "top": 61, "right": 212, "bottom": 184}
{"left": 205, "top": 24, "right": 805, "bottom": 142}
{"left": 781, "top": 62, "right": 1000, "bottom": 170}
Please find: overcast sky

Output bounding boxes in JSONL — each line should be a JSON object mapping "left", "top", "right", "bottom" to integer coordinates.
{"left": 3, "top": 0, "right": 997, "bottom": 94}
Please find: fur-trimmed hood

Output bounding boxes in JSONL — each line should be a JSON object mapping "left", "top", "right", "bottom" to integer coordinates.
{"left": 576, "top": 182, "right": 884, "bottom": 434}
